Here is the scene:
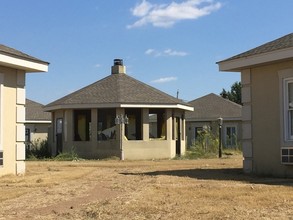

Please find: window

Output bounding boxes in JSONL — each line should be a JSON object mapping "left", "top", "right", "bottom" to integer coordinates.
{"left": 149, "top": 109, "right": 166, "bottom": 139}
{"left": 125, "top": 109, "right": 142, "bottom": 140}
{"left": 98, "top": 109, "right": 116, "bottom": 140}
{"left": 225, "top": 126, "right": 237, "bottom": 147}
{"left": 74, "top": 110, "right": 91, "bottom": 141}
{"left": 284, "top": 79, "right": 293, "bottom": 141}
{"left": 195, "top": 127, "right": 203, "bottom": 140}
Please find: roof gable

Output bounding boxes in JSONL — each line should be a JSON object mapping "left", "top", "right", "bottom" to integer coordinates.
{"left": 45, "top": 73, "right": 192, "bottom": 111}
{"left": 0, "top": 44, "right": 49, "bottom": 72}
{"left": 218, "top": 33, "right": 293, "bottom": 71}
{"left": 186, "top": 93, "right": 241, "bottom": 121}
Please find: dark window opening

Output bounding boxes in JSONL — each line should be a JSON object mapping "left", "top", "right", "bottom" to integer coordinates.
{"left": 125, "top": 108, "right": 142, "bottom": 140}
{"left": 0, "top": 151, "right": 3, "bottom": 166}
{"left": 98, "top": 108, "right": 116, "bottom": 140}
{"left": 74, "top": 110, "right": 91, "bottom": 141}
{"left": 149, "top": 109, "right": 166, "bottom": 139}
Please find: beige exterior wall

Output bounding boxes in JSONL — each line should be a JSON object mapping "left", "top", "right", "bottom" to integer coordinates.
{"left": 0, "top": 66, "right": 26, "bottom": 176}
{"left": 49, "top": 108, "right": 186, "bottom": 160}
{"left": 247, "top": 60, "right": 293, "bottom": 177}
{"left": 25, "top": 123, "right": 50, "bottom": 142}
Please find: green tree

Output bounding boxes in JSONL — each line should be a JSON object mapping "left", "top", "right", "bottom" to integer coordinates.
{"left": 220, "top": 81, "right": 242, "bottom": 105}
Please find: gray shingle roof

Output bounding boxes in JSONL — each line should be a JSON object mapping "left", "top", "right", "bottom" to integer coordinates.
{"left": 45, "top": 73, "right": 190, "bottom": 109}
{"left": 220, "top": 33, "right": 293, "bottom": 62}
{"left": 186, "top": 93, "right": 241, "bottom": 121}
{"left": 0, "top": 44, "right": 49, "bottom": 65}
{"left": 26, "top": 99, "right": 51, "bottom": 121}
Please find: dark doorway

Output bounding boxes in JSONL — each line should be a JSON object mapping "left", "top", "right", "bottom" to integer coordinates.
{"left": 56, "top": 118, "right": 63, "bottom": 155}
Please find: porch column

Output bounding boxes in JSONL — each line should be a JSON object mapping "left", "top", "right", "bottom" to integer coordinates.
{"left": 142, "top": 108, "right": 149, "bottom": 141}
{"left": 91, "top": 109, "right": 97, "bottom": 142}
{"left": 166, "top": 109, "right": 173, "bottom": 141}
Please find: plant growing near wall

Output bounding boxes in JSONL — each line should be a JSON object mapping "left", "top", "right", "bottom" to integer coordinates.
{"left": 26, "top": 139, "right": 51, "bottom": 160}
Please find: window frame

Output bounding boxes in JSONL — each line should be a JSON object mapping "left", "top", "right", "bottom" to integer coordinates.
{"left": 283, "top": 78, "right": 293, "bottom": 141}
{"left": 224, "top": 125, "right": 237, "bottom": 147}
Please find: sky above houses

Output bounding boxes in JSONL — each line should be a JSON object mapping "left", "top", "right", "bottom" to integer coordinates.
{"left": 0, "top": 0, "right": 292, "bottom": 104}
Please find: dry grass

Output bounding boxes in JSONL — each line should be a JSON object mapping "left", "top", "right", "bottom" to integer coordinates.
{"left": 0, "top": 155, "right": 292, "bottom": 219}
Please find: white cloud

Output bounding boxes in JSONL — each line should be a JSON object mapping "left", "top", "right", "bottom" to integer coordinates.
{"left": 151, "top": 76, "right": 177, "bottom": 83}
{"left": 145, "top": 48, "right": 188, "bottom": 57}
{"left": 127, "top": 0, "right": 221, "bottom": 29}
{"left": 95, "top": 64, "right": 101, "bottom": 68}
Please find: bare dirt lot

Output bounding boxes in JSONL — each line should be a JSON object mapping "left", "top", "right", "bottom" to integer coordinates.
{"left": 0, "top": 155, "right": 292, "bottom": 220}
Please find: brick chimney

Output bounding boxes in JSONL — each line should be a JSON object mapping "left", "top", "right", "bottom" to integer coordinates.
{"left": 111, "top": 59, "right": 126, "bottom": 74}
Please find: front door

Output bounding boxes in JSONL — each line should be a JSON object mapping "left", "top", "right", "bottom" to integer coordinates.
{"left": 175, "top": 117, "right": 181, "bottom": 155}
{"left": 56, "top": 118, "right": 63, "bottom": 155}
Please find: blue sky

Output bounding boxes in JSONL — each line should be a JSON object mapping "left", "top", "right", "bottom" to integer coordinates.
{"left": 0, "top": 0, "right": 292, "bottom": 104}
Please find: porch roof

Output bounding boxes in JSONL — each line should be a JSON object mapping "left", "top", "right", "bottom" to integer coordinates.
{"left": 45, "top": 72, "right": 193, "bottom": 111}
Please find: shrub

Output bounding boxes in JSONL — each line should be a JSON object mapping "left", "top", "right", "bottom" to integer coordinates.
{"left": 26, "top": 139, "right": 51, "bottom": 160}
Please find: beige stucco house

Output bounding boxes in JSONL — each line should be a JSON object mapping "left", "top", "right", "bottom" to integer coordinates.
{"left": 25, "top": 99, "right": 51, "bottom": 146}
{"left": 218, "top": 33, "right": 293, "bottom": 177}
{"left": 186, "top": 93, "right": 242, "bottom": 148}
{"left": 44, "top": 59, "right": 193, "bottom": 160}
{"left": 0, "top": 44, "right": 48, "bottom": 176}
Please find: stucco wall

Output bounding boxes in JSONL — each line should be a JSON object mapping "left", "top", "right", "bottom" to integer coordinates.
{"left": 0, "top": 66, "right": 26, "bottom": 176}
{"left": 249, "top": 60, "right": 293, "bottom": 177}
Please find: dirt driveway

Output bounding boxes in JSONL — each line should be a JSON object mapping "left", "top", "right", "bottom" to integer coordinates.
{"left": 0, "top": 155, "right": 292, "bottom": 219}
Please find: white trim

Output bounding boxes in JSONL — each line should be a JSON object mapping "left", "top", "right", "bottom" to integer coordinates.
{"left": 218, "top": 47, "right": 293, "bottom": 72}
{"left": 44, "top": 103, "right": 194, "bottom": 112}
{"left": 0, "top": 54, "right": 48, "bottom": 72}
{"left": 121, "top": 104, "right": 194, "bottom": 111}
{"left": 25, "top": 120, "right": 51, "bottom": 124}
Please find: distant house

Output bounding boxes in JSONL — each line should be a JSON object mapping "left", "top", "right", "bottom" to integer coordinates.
{"left": 185, "top": 93, "right": 242, "bottom": 148}
{"left": 0, "top": 44, "right": 48, "bottom": 175}
{"left": 217, "top": 33, "right": 293, "bottom": 177}
{"left": 25, "top": 99, "right": 51, "bottom": 145}
{"left": 44, "top": 59, "right": 193, "bottom": 160}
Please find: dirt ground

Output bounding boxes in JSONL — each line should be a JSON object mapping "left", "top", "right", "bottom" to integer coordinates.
{"left": 0, "top": 155, "right": 292, "bottom": 220}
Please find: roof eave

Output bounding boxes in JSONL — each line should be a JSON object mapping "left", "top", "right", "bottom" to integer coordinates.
{"left": 0, "top": 53, "right": 49, "bottom": 72}
{"left": 217, "top": 47, "right": 293, "bottom": 72}
{"left": 44, "top": 103, "right": 194, "bottom": 112}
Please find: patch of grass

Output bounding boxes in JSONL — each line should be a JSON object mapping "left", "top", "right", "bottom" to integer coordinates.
{"left": 54, "top": 151, "right": 79, "bottom": 161}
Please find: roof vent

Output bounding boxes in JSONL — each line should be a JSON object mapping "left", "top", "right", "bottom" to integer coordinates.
{"left": 111, "top": 58, "right": 126, "bottom": 74}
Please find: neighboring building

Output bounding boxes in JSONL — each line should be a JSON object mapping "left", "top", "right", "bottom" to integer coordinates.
{"left": 185, "top": 93, "right": 242, "bottom": 148}
{"left": 25, "top": 99, "right": 51, "bottom": 145}
{"left": 44, "top": 59, "right": 193, "bottom": 160}
{"left": 217, "top": 33, "right": 293, "bottom": 177}
{"left": 0, "top": 44, "right": 48, "bottom": 176}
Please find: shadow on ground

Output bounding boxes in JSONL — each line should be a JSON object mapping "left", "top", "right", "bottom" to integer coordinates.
{"left": 121, "top": 168, "right": 293, "bottom": 186}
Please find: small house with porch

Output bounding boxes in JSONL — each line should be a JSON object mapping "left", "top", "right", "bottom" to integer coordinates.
{"left": 44, "top": 59, "right": 193, "bottom": 160}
